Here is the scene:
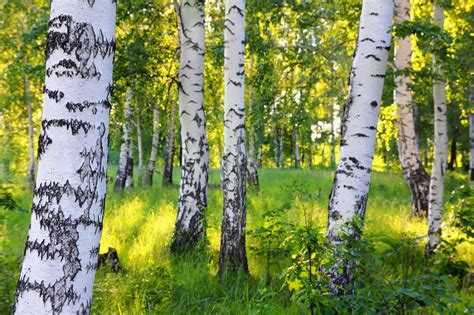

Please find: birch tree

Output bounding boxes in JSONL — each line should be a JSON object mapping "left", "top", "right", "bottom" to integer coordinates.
{"left": 171, "top": 0, "right": 209, "bottom": 252}
{"left": 325, "top": 0, "right": 394, "bottom": 294}
{"left": 247, "top": 56, "right": 259, "bottom": 187}
{"left": 146, "top": 102, "right": 160, "bottom": 186}
{"left": 219, "top": 0, "right": 248, "bottom": 273}
{"left": 25, "top": 70, "right": 35, "bottom": 190}
{"left": 14, "top": 1, "right": 116, "bottom": 313}
{"left": 114, "top": 88, "right": 134, "bottom": 192}
{"left": 163, "top": 95, "right": 177, "bottom": 187}
{"left": 394, "top": 0, "right": 430, "bottom": 217}
{"left": 426, "top": 3, "right": 448, "bottom": 256}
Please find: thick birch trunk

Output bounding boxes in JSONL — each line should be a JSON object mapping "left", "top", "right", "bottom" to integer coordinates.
{"left": 219, "top": 0, "right": 248, "bottom": 273}
{"left": 394, "top": 0, "right": 430, "bottom": 217}
{"left": 470, "top": 113, "right": 474, "bottom": 181}
{"left": 136, "top": 116, "right": 143, "bottom": 186}
{"left": 325, "top": 0, "right": 393, "bottom": 294}
{"left": 25, "top": 73, "right": 35, "bottom": 190}
{"left": 14, "top": 2, "right": 116, "bottom": 313}
{"left": 293, "top": 128, "right": 300, "bottom": 169}
{"left": 163, "top": 98, "right": 177, "bottom": 187}
{"left": 426, "top": 4, "right": 448, "bottom": 256}
{"left": 172, "top": 0, "right": 209, "bottom": 252}
{"left": 146, "top": 103, "right": 160, "bottom": 185}
{"left": 114, "top": 89, "right": 133, "bottom": 192}
{"left": 273, "top": 126, "right": 280, "bottom": 168}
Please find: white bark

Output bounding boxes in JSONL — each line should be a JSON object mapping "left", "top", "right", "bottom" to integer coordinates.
{"left": 247, "top": 63, "right": 258, "bottom": 187}
{"left": 14, "top": 1, "right": 116, "bottom": 313}
{"left": 136, "top": 116, "right": 143, "bottom": 187}
{"left": 219, "top": 0, "right": 248, "bottom": 272}
{"left": 470, "top": 113, "right": 474, "bottom": 181}
{"left": 326, "top": 0, "right": 393, "bottom": 294}
{"left": 257, "top": 143, "right": 262, "bottom": 168}
{"left": 427, "top": 4, "right": 448, "bottom": 256}
{"left": 293, "top": 127, "right": 300, "bottom": 169}
{"left": 394, "top": 0, "right": 430, "bottom": 217}
{"left": 172, "top": 0, "right": 209, "bottom": 251}
{"left": 279, "top": 128, "right": 285, "bottom": 168}
{"left": 114, "top": 88, "right": 133, "bottom": 191}
{"left": 147, "top": 103, "right": 160, "bottom": 185}
{"left": 163, "top": 96, "right": 177, "bottom": 187}
{"left": 25, "top": 72, "right": 35, "bottom": 190}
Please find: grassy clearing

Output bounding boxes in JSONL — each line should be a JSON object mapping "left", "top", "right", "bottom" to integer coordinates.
{"left": 0, "top": 168, "right": 472, "bottom": 314}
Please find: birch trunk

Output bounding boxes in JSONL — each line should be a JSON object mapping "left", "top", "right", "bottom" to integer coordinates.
{"left": 136, "top": 116, "right": 143, "bottom": 186}
{"left": 219, "top": 0, "right": 248, "bottom": 273}
{"left": 114, "top": 88, "right": 133, "bottom": 192}
{"left": 247, "top": 68, "right": 259, "bottom": 187}
{"left": 330, "top": 102, "right": 336, "bottom": 168}
{"left": 426, "top": 4, "right": 448, "bottom": 256}
{"left": 307, "top": 143, "right": 312, "bottom": 169}
{"left": 146, "top": 103, "right": 160, "bottom": 185}
{"left": 163, "top": 98, "right": 177, "bottom": 187}
{"left": 470, "top": 113, "right": 474, "bottom": 181}
{"left": 125, "top": 131, "right": 134, "bottom": 189}
{"left": 394, "top": 0, "right": 430, "bottom": 217}
{"left": 279, "top": 128, "right": 285, "bottom": 168}
{"left": 257, "top": 143, "right": 262, "bottom": 168}
{"left": 25, "top": 72, "right": 35, "bottom": 190}
{"left": 293, "top": 128, "right": 300, "bottom": 169}
{"left": 273, "top": 126, "right": 280, "bottom": 168}
{"left": 14, "top": 1, "right": 116, "bottom": 313}
{"left": 171, "top": 0, "right": 209, "bottom": 252}
{"left": 325, "top": 0, "right": 393, "bottom": 294}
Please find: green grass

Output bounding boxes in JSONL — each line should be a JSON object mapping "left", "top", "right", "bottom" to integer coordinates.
{"left": 0, "top": 168, "right": 472, "bottom": 314}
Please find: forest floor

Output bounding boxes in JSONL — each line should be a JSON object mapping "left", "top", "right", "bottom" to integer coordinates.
{"left": 1, "top": 168, "right": 473, "bottom": 314}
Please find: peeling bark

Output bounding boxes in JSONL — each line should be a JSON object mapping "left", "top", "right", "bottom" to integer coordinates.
{"left": 219, "top": 0, "right": 248, "bottom": 273}
{"left": 14, "top": 2, "right": 116, "bottom": 313}
{"left": 171, "top": 0, "right": 209, "bottom": 252}
{"left": 146, "top": 103, "right": 160, "bottom": 186}
{"left": 394, "top": 0, "right": 430, "bottom": 218}
{"left": 426, "top": 4, "right": 448, "bottom": 256}
{"left": 325, "top": 0, "right": 394, "bottom": 295}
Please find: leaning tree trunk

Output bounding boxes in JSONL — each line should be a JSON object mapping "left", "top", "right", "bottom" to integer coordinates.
{"left": 136, "top": 116, "right": 143, "bottom": 186}
{"left": 426, "top": 4, "right": 448, "bottom": 256}
{"left": 171, "top": 0, "right": 209, "bottom": 252}
{"left": 163, "top": 95, "right": 177, "bottom": 187}
{"left": 25, "top": 72, "right": 35, "bottom": 190}
{"left": 325, "top": 0, "right": 393, "bottom": 295}
{"left": 394, "top": 0, "right": 430, "bottom": 218}
{"left": 219, "top": 0, "right": 248, "bottom": 274}
{"left": 146, "top": 102, "right": 160, "bottom": 186}
{"left": 114, "top": 88, "right": 134, "bottom": 192}
{"left": 470, "top": 113, "right": 474, "bottom": 181}
{"left": 14, "top": 1, "right": 116, "bottom": 313}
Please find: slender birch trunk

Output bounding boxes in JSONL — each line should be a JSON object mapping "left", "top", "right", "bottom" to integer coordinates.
{"left": 247, "top": 63, "right": 259, "bottom": 187}
{"left": 470, "top": 113, "right": 474, "bottom": 181}
{"left": 257, "top": 143, "right": 262, "bottom": 168}
{"left": 146, "top": 103, "right": 161, "bottom": 186}
{"left": 293, "top": 128, "right": 301, "bottom": 169}
{"left": 171, "top": 0, "right": 209, "bottom": 252}
{"left": 14, "top": 2, "right": 116, "bottom": 313}
{"left": 330, "top": 102, "right": 336, "bottom": 168}
{"left": 279, "top": 128, "right": 285, "bottom": 168}
{"left": 273, "top": 126, "right": 280, "bottom": 168}
{"left": 307, "top": 143, "right": 312, "bottom": 169}
{"left": 163, "top": 97, "right": 177, "bottom": 187}
{"left": 125, "top": 129, "right": 134, "bottom": 189}
{"left": 447, "top": 137, "right": 456, "bottom": 170}
{"left": 219, "top": 0, "right": 248, "bottom": 273}
{"left": 325, "top": 0, "right": 393, "bottom": 294}
{"left": 25, "top": 72, "right": 35, "bottom": 190}
{"left": 114, "top": 88, "right": 133, "bottom": 192}
{"left": 426, "top": 4, "right": 448, "bottom": 256}
{"left": 394, "top": 0, "right": 430, "bottom": 217}
{"left": 136, "top": 116, "right": 143, "bottom": 186}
